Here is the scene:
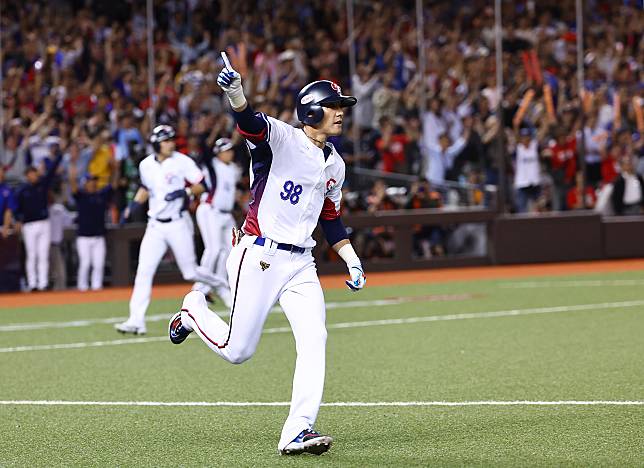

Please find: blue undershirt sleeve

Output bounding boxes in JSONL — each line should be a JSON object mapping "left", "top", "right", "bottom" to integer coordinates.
{"left": 319, "top": 217, "right": 349, "bottom": 247}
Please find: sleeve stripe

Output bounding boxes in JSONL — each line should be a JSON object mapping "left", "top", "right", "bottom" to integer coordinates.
{"left": 259, "top": 113, "right": 272, "bottom": 143}
{"left": 237, "top": 125, "right": 267, "bottom": 143}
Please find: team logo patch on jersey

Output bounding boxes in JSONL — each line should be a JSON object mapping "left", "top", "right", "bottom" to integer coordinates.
{"left": 259, "top": 261, "right": 270, "bottom": 271}
{"left": 331, "top": 82, "right": 341, "bottom": 94}
{"left": 300, "top": 94, "right": 315, "bottom": 105}
{"left": 325, "top": 178, "right": 337, "bottom": 194}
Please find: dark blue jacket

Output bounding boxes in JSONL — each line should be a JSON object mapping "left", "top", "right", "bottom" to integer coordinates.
{"left": 73, "top": 185, "right": 112, "bottom": 237}
{"left": 15, "top": 153, "right": 63, "bottom": 223}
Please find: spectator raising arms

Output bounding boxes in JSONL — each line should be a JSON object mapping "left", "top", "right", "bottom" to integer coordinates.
{"left": 375, "top": 117, "right": 408, "bottom": 173}
{"left": 513, "top": 127, "right": 542, "bottom": 213}
{"left": 611, "top": 156, "right": 644, "bottom": 216}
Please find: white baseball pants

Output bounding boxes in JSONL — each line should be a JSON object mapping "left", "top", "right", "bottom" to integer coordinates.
{"left": 127, "top": 215, "right": 226, "bottom": 327}
{"left": 193, "top": 204, "right": 234, "bottom": 301}
{"left": 76, "top": 236, "right": 106, "bottom": 291}
{"left": 22, "top": 219, "right": 51, "bottom": 290}
{"left": 181, "top": 234, "right": 327, "bottom": 451}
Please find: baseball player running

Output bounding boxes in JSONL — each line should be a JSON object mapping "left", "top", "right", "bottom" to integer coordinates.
{"left": 168, "top": 53, "right": 366, "bottom": 456}
{"left": 192, "top": 137, "right": 239, "bottom": 306}
{"left": 116, "top": 125, "right": 226, "bottom": 335}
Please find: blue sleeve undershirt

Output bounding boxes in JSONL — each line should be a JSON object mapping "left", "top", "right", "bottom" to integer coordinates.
{"left": 319, "top": 217, "right": 349, "bottom": 246}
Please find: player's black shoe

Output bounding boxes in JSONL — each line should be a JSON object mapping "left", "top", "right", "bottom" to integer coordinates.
{"left": 168, "top": 311, "right": 192, "bottom": 344}
{"left": 279, "top": 429, "right": 332, "bottom": 455}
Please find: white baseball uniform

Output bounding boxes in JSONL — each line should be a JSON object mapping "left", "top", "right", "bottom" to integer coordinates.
{"left": 193, "top": 157, "right": 240, "bottom": 304}
{"left": 180, "top": 114, "right": 345, "bottom": 450}
{"left": 124, "top": 151, "right": 226, "bottom": 330}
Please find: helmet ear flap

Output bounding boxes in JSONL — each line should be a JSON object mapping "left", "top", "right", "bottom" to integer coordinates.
{"left": 305, "top": 103, "right": 324, "bottom": 126}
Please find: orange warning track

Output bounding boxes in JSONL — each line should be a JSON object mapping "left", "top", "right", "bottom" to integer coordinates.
{"left": 1, "top": 258, "right": 643, "bottom": 309}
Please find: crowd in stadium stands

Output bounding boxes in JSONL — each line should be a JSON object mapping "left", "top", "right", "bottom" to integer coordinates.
{"left": 0, "top": 0, "right": 642, "bottom": 289}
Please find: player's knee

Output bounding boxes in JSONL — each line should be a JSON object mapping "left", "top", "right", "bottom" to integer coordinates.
{"left": 183, "top": 290, "right": 207, "bottom": 309}
{"left": 134, "top": 263, "right": 158, "bottom": 282}
{"left": 227, "top": 348, "right": 253, "bottom": 365}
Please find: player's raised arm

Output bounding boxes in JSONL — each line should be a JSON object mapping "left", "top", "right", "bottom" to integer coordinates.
{"left": 217, "top": 52, "right": 268, "bottom": 144}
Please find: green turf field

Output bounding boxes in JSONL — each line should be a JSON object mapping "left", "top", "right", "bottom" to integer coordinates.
{"left": 1, "top": 269, "right": 643, "bottom": 467}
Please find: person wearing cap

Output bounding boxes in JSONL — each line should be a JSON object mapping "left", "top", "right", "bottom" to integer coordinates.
{"left": 68, "top": 165, "right": 116, "bottom": 291}
{"left": 192, "top": 137, "right": 240, "bottom": 305}
{"left": 513, "top": 126, "right": 542, "bottom": 213}
{"left": 114, "top": 125, "right": 227, "bottom": 335}
{"left": 14, "top": 148, "right": 63, "bottom": 291}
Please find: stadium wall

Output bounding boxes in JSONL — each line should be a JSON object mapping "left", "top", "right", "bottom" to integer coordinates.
{"left": 1, "top": 212, "right": 643, "bottom": 290}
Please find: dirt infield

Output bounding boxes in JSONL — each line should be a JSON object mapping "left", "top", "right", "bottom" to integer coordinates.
{"left": 1, "top": 258, "right": 643, "bottom": 309}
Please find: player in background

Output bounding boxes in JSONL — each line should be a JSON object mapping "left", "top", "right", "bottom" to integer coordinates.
{"left": 115, "top": 125, "right": 226, "bottom": 335}
{"left": 14, "top": 147, "right": 63, "bottom": 291}
{"left": 192, "top": 137, "right": 239, "bottom": 306}
{"left": 68, "top": 162, "right": 118, "bottom": 291}
{"left": 168, "top": 53, "right": 366, "bottom": 456}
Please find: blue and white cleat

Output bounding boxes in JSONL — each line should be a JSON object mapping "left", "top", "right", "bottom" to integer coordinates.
{"left": 168, "top": 311, "right": 192, "bottom": 345}
{"left": 279, "top": 429, "right": 333, "bottom": 455}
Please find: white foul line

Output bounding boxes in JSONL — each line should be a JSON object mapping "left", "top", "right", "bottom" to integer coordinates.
{"left": 0, "top": 299, "right": 642, "bottom": 354}
{"left": 0, "top": 295, "right": 473, "bottom": 332}
{"left": 0, "top": 400, "right": 641, "bottom": 407}
{"left": 500, "top": 279, "right": 644, "bottom": 289}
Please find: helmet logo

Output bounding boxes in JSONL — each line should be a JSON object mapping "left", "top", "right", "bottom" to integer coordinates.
{"left": 301, "top": 94, "right": 315, "bottom": 105}
{"left": 330, "top": 82, "right": 341, "bottom": 94}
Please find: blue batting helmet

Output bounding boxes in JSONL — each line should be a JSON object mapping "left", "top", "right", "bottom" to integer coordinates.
{"left": 296, "top": 80, "right": 357, "bottom": 126}
{"left": 150, "top": 125, "right": 176, "bottom": 153}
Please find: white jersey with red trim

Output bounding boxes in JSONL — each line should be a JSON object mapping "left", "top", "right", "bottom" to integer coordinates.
{"left": 139, "top": 151, "right": 203, "bottom": 219}
{"left": 200, "top": 158, "right": 241, "bottom": 212}
{"left": 241, "top": 114, "right": 344, "bottom": 248}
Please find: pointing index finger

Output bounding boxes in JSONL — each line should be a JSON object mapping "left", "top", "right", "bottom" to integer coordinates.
{"left": 221, "top": 51, "right": 233, "bottom": 71}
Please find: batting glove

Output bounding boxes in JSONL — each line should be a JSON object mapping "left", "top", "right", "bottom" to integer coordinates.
{"left": 218, "top": 52, "right": 247, "bottom": 109}
{"left": 164, "top": 189, "right": 186, "bottom": 202}
{"left": 345, "top": 264, "right": 366, "bottom": 292}
{"left": 120, "top": 200, "right": 142, "bottom": 226}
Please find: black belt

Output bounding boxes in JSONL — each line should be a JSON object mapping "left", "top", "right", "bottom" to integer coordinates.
{"left": 151, "top": 216, "right": 181, "bottom": 223}
{"left": 152, "top": 209, "right": 186, "bottom": 223}
{"left": 254, "top": 237, "right": 306, "bottom": 254}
